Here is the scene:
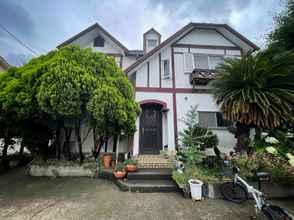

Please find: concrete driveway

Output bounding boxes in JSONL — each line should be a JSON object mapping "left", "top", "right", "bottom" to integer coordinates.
{"left": 0, "top": 168, "right": 293, "bottom": 220}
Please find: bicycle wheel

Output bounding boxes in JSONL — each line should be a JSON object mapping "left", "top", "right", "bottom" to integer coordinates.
{"left": 262, "top": 205, "right": 293, "bottom": 220}
{"left": 220, "top": 182, "right": 248, "bottom": 203}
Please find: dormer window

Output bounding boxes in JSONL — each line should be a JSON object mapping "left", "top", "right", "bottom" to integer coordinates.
{"left": 147, "top": 39, "right": 157, "bottom": 48}
{"left": 143, "top": 28, "right": 161, "bottom": 54}
{"left": 94, "top": 35, "right": 104, "bottom": 47}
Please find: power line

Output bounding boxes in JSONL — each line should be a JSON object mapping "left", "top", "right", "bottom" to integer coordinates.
{"left": 0, "top": 23, "right": 38, "bottom": 56}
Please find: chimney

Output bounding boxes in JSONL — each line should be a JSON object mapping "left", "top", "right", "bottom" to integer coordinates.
{"left": 143, "top": 28, "right": 161, "bottom": 54}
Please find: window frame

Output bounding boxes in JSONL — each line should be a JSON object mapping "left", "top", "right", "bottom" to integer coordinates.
{"left": 162, "top": 59, "right": 170, "bottom": 79}
{"left": 93, "top": 35, "right": 105, "bottom": 47}
{"left": 147, "top": 39, "right": 157, "bottom": 48}
{"left": 198, "top": 111, "right": 232, "bottom": 128}
{"left": 192, "top": 53, "right": 224, "bottom": 70}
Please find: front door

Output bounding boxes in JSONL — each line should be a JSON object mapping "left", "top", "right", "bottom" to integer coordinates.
{"left": 139, "top": 104, "right": 162, "bottom": 154}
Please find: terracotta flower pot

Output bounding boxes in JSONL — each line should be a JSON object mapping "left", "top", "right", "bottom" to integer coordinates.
{"left": 125, "top": 164, "right": 138, "bottom": 172}
{"left": 103, "top": 154, "right": 112, "bottom": 169}
{"left": 113, "top": 170, "right": 126, "bottom": 179}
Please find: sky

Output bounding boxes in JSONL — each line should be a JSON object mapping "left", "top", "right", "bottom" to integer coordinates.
{"left": 0, "top": 0, "right": 286, "bottom": 66}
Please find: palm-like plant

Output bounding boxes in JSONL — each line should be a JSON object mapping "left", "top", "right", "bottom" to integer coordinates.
{"left": 210, "top": 51, "right": 294, "bottom": 151}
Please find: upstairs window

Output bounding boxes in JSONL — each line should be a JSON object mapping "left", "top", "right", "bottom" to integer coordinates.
{"left": 194, "top": 54, "right": 209, "bottom": 69}
{"left": 147, "top": 39, "right": 157, "bottom": 48}
{"left": 94, "top": 35, "right": 104, "bottom": 47}
{"left": 163, "top": 59, "right": 170, "bottom": 79}
{"left": 184, "top": 53, "right": 224, "bottom": 73}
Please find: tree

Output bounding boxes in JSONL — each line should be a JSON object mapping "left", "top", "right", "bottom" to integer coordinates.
{"left": 37, "top": 58, "right": 97, "bottom": 162}
{"left": 210, "top": 51, "right": 294, "bottom": 152}
{"left": 87, "top": 80, "right": 139, "bottom": 157}
{"left": 179, "top": 105, "right": 218, "bottom": 151}
{"left": 268, "top": 0, "right": 294, "bottom": 51}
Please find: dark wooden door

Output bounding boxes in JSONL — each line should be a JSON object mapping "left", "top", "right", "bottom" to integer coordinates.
{"left": 139, "top": 104, "right": 162, "bottom": 154}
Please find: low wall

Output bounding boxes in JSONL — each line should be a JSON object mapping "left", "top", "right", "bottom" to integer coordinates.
{"left": 203, "top": 182, "right": 294, "bottom": 199}
{"left": 29, "top": 165, "right": 94, "bottom": 177}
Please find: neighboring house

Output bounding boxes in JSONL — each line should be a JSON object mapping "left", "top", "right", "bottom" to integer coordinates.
{"left": 0, "top": 56, "right": 10, "bottom": 72}
{"left": 57, "top": 22, "right": 258, "bottom": 155}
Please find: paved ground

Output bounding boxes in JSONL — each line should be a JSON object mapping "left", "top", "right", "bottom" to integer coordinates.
{"left": 0, "top": 168, "right": 293, "bottom": 220}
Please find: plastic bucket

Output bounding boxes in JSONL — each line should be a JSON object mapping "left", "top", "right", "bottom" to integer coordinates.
{"left": 188, "top": 179, "right": 203, "bottom": 200}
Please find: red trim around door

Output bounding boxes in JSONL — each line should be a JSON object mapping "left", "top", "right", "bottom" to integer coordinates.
{"left": 139, "top": 99, "right": 167, "bottom": 109}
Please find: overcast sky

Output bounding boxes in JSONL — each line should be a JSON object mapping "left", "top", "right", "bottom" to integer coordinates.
{"left": 0, "top": 0, "right": 285, "bottom": 66}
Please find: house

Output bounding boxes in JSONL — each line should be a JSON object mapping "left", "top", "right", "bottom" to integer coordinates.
{"left": 57, "top": 22, "right": 258, "bottom": 156}
{"left": 0, "top": 56, "right": 10, "bottom": 72}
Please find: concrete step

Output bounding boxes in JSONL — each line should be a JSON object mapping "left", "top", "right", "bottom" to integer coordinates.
{"left": 136, "top": 155, "right": 176, "bottom": 169}
{"left": 116, "top": 179, "right": 178, "bottom": 193}
{"left": 126, "top": 168, "right": 172, "bottom": 180}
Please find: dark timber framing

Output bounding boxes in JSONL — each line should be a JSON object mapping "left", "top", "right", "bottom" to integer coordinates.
{"left": 171, "top": 46, "right": 178, "bottom": 149}
{"left": 147, "top": 61, "right": 150, "bottom": 87}
{"left": 159, "top": 53, "right": 162, "bottom": 88}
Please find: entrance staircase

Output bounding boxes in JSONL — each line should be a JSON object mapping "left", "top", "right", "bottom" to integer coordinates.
{"left": 116, "top": 155, "right": 177, "bottom": 192}
{"left": 135, "top": 155, "right": 176, "bottom": 169}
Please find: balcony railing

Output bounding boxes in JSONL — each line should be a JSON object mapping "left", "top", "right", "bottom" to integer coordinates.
{"left": 190, "top": 69, "right": 216, "bottom": 87}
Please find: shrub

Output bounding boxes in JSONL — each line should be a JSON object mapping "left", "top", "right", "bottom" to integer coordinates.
{"left": 180, "top": 105, "right": 219, "bottom": 150}
{"left": 233, "top": 153, "right": 294, "bottom": 185}
{"left": 123, "top": 159, "right": 137, "bottom": 166}
{"left": 114, "top": 163, "right": 124, "bottom": 172}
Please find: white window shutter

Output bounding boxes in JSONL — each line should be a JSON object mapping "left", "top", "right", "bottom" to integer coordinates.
{"left": 184, "top": 52, "right": 194, "bottom": 73}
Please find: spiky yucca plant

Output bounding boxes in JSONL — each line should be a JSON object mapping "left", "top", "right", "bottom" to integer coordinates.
{"left": 210, "top": 51, "right": 294, "bottom": 129}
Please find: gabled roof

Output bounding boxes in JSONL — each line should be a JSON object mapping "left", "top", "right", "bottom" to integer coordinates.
{"left": 143, "top": 28, "right": 161, "bottom": 37}
{"left": 125, "top": 22, "right": 259, "bottom": 74}
{"left": 57, "top": 23, "right": 129, "bottom": 53}
{"left": 0, "top": 56, "right": 10, "bottom": 70}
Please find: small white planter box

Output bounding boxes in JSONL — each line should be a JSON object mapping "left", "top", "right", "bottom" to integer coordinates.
{"left": 189, "top": 179, "right": 203, "bottom": 201}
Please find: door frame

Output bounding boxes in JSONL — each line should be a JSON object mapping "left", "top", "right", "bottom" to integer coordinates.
{"left": 139, "top": 103, "right": 163, "bottom": 155}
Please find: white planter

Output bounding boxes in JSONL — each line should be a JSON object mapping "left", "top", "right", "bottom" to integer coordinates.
{"left": 189, "top": 179, "right": 203, "bottom": 201}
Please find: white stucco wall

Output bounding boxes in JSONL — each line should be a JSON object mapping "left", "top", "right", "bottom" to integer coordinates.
{"left": 178, "top": 29, "right": 235, "bottom": 46}
{"left": 176, "top": 93, "right": 236, "bottom": 152}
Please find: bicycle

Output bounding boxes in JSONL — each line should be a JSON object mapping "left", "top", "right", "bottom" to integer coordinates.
{"left": 220, "top": 166, "right": 293, "bottom": 220}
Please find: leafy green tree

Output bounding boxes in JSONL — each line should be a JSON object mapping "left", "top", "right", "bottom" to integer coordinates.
{"left": 87, "top": 80, "right": 139, "bottom": 156}
{"left": 37, "top": 58, "right": 97, "bottom": 162}
{"left": 268, "top": 0, "right": 294, "bottom": 51}
{"left": 210, "top": 51, "right": 294, "bottom": 152}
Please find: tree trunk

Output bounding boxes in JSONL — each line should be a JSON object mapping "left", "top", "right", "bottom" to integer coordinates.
{"left": 104, "top": 135, "right": 109, "bottom": 152}
{"left": 19, "top": 140, "right": 24, "bottom": 156}
{"left": 56, "top": 123, "right": 62, "bottom": 160}
{"left": 75, "top": 121, "right": 84, "bottom": 164}
{"left": 113, "top": 135, "right": 118, "bottom": 152}
{"left": 94, "top": 136, "right": 105, "bottom": 159}
{"left": 64, "top": 127, "right": 72, "bottom": 160}
{"left": 2, "top": 140, "right": 9, "bottom": 170}
{"left": 234, "top": 123, "right": 250, "bottom": 154}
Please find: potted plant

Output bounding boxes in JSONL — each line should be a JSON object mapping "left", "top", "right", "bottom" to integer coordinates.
{"left": 124, "top": 159, "right": 138, "bottom": 172}
{"left": 103, "top": 153, "right": 112, "bottom": 169}
{"left": 113, "top": 163, "right": 126, "bottom": 179}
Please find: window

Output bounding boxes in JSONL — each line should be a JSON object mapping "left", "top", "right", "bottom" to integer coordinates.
{"left": 198, "top": 112, "right": 232, "bottom": 128}
{"left": 184, "top": 53, "right": 224, "bottom": 72}
{"left": 163, "top": 59, "right": 170, "bottom": 79}
{"left": 194, "top": 54, "right": 209, "bottom": 69}
{"left": 94, "top": 35, "right": 104, "bottom": 47}
{"left": 147, "top": 39, "right": 157, "bottom": 48}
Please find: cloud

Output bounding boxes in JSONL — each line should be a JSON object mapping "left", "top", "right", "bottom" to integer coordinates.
{"left": 0, "top": 0, "right": 286, "bottom": 66}
{"left": 0, "top": 1, "right": 35, "bottom": 37}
